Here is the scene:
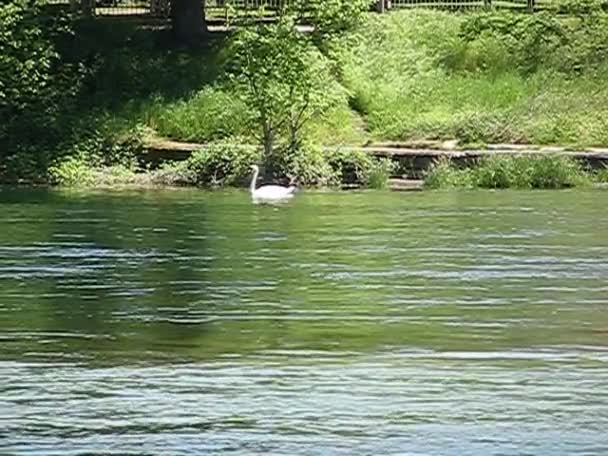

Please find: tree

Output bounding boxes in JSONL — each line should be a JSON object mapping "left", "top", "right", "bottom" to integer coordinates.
{"left": 226, "top": 17, "right": 343, "bottom": 161}
{"left": 0, "top": 0, "right": 82, "bottom": 181}
{"left": 171, "top": 0, "right": 207, "bottom": 43}
{"left": 292, "top": 0, "right": 373, "bottom": 40}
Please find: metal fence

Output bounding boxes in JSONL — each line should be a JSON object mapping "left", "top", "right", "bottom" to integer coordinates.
{"left": 46, "top": 0, "right": 553, "bottom": 17}
{"left": 384, "top": 0, "right": 552, "bottom": 11}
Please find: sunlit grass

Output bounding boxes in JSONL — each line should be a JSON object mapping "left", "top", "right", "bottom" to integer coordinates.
{"left": 424, "top": 155, "right": 593, "bottom": 189}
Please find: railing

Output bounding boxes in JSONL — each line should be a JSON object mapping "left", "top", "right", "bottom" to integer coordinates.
{"left": 45, "top": 0, "right": 555, "bottom": 17}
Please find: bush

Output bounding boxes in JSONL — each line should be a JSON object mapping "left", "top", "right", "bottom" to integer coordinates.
{"left": 326, "top": 149, "right": 394, "bottom": 188}
{"left": 48, "top": 154, "right": 96, "bottom": 187}
{"left": 158, "top": 141, "right": 261, "bottom": 187}
{"left": 424, "top": 157, "right": 474, "bottom": 189}
{"left": 519, "top": 155, "right": 590, "bottom": 188}
{"left": 596, "top": 166, "right": 608, "bottom": 183}
{"left": 361, "top": 157, "right": 395, "bottom": 189}
{"left": 457, "top": 10, "right": 608, "bottom": 75}
{"left": 0, "top": 0, "right": 82, "bottom": 180}
{"left": 0, "top": 1, "right": 77, "bottom": 137}
{"left": 424, "top": 154, "right": 591, "bottom": 189}
{"left": 266, "top": 144, "right": 339, "bottom": 187}
{"left": 459, "top": 12, "right": 566, "bottom": 74}
{"left": 292, "top": 0, "right": 373, "bottom": 40}
{"left": 226, "top": 16, "right": 345, "bottom": 158}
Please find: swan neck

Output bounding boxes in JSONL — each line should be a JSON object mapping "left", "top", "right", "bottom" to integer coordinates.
{"left": 250, "top": 167, "right": 259, "bottom": 193}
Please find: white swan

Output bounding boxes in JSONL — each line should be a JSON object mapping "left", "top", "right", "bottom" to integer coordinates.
{"left": 249, "top": 165, "right": 296, "bottom": 203}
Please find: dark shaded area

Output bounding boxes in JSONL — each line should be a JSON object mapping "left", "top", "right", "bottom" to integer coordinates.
{"left": 1, "top": 3, "right": 227, "bottom": 183}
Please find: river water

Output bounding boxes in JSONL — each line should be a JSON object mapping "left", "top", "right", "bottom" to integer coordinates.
{"left": 1, "top": 188, "right": 607, "bottom": 455}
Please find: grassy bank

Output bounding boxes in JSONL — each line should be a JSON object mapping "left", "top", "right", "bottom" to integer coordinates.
{"left": 423, "top": 155, "right": 607, "bottom": 189}
{"left": 338, "top": 10, "right": 608, "bottom": 146}
{"left": 4, "top": 2, "right": 608, "bottom": 187}
{"left": 141, "top": 8, "right": 608, "bottom": 148}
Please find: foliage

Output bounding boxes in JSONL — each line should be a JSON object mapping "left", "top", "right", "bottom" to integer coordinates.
{"left": 226, "top": 16, "right": 344, "bottom": 158}
{"left": 8, "top": 7, "right": 608, "bottom": 186}
{"left": 424, "top": 158, "right": 474, "bottom": 189}
{"left": 458, "top": 12, "right": 567, "bottom": 74}
{"left": 49, "top": 156, "right": 145, "bottom": 187}
{"left": 151, "top": 145, "right": 394, "bottom": 189}
{"left": 0, "top": 0, "right": 83, "bottom": 179}
{"left": 363, "top": 158, "right": 396, "bottom": 189}
{"left": 153, "top": 142, "right": 260, "bottom": 187}
{"left": 338, "top": 10, "right": 608, "bottom": 145}
{"left": 325, "top": 149, "right": 391, "bottom": 188}
{"left": 151, "top": 87, "right": 254, "bottom": 142}
{"left": 266, "top": 143, "right": 339, "bottom": 187}
{"left": 596, "top": 166, "right": 608, "bottom": 183}
{"left": 552, "top": 0, "right": 607, "bottom": 15}
{"left": 48, "top": 125, "right": 145, "bottom": 186}
{"left": 424, "top": 155, "right": 591, "bottom": 189}
{"left": 520, "top": 155, "right": 590, "bottom": 188}
{"left": 291, "top": 0, "right": 373, "bottom": 39}
{"left": 269, "top": 146, "right": 396, "bottom": 188}
{"left": 48, "top": 154, "right": 96, "bottom": 187}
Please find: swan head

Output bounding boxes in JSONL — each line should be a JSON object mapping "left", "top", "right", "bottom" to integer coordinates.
{"left": 250, "top": 164, "right": 259, "bottom": 172}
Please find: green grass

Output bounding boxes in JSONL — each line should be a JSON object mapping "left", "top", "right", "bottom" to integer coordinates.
{"left": 337, "top": 10, "right": 608, "bottom": 146}
{"left": 424, "top": 155, "right": 593, "bottom": 189}
{"left": 12, "top": 7, "right": 608, "bottom": 186}
{"left": 148, "top": 88, "right": 254, "bottom": 142}
{"left": 70, "top": 10, "right": 608, "bottom": 152}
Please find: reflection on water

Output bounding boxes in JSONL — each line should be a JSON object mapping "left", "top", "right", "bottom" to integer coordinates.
{"left": 1, "top": 188, "right": 608, "bottom": 454}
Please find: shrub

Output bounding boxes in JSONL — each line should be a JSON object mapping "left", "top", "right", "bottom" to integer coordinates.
{"left": 596, "top": 166, "right": 608, "bottom": 183}
{"left": 292, "top": 0, "right": 373, "bottom": 40}
{"left": 180, "top": 142, "right": 260, "bottom": 187}
{"left": 326, "top": 149, "right": 394, "bottom": 188}
{"left": 150, "top": 160, "right": 195, "bottom": 187}
{"left": 0, "top": 0, "right": 82, "bottom": 180}
{"left": 337, "top": 10, "right": 608, "bottom": 145}
{"left": 361, "top": 157, "right": 395, "bottom": 189}
{"left": 226, "top": 16, "right": 345, "bottom": 158}
{"left": 266, "top": 144, "right": 339, "bottom": 187}
{"left": 459, "top": 12, "right": 566, "bottom": 74}
{"left": 520, "top": 155, "right": 590, "bottom": 188}
{"left": 424, "top": 154, "right": 591, "bottom": 189}
{"left": 471, "top": 155, "right": 514, "bottom": 188}
{"left": 424, "top": 158, "right": 474, "bottom": 189}
{"left": 48, "top": 154, "right": 96, "bottom": 187}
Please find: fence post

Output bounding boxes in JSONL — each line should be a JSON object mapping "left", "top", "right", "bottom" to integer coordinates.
{"left": 151, "top": 0, "right": 170, "bottom": 16}
{"left": 527, "top": 0, "right": 535, "bottom": 11}
{"left": 80, "top": 0, "right": 94, "bottom": 16}
{"left": 377, "top": 0, "right": 385, "bottom": 13}
{"left": 484, "top": 0, "right": 492, "bottom": 9}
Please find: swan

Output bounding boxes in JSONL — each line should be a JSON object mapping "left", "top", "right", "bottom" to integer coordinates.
{"left": 249, "top": 165, "right": 297, "bottom": 203}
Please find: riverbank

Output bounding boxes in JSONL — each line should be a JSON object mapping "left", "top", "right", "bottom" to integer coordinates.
{"left": 44, "top": 135, "right": 608, "bottom": 191}
{"left": 4, "top": 6, "right": 608, "bottom": 185}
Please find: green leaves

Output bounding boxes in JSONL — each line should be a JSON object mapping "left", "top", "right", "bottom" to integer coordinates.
{"left": 424, "top": 155, "right": 591, "bottom": 190}
{"left": 0, "top": 0, "right": 79, "bottom": 150}
{"left": 225, "top": 17, "right": 344, "bottom": 158}
{"left": 291, "top": 0, "right": 373, "bottom": 39}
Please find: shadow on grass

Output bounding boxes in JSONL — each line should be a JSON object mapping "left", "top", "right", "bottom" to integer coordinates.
{"left": 0, "top": 10, "right": 232, "bottom": 183}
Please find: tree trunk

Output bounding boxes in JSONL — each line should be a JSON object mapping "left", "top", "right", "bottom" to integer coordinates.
{"left": 263, "top": 126, "right": 274, "bottom": 159}
{"left": 151, "top": 0, "right": 170, "bottom": 16}
{"left": 80, "top": 0, "right": 94, "bottom": 16}
{"left": 171, "top": 0, "right": 207, "bottom": 43}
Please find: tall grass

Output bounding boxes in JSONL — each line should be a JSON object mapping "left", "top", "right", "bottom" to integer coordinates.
{"left": 424, "top": 155, "right": 592, "bottom": 189}
{"left": 33, "top": 8, "right": 608, "bottom": 187}
{"left": 99, "top": 10, "right": 608, "bottom": 149}
{"left": 337, "top": 10, "right": 608, "bottom": 146}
